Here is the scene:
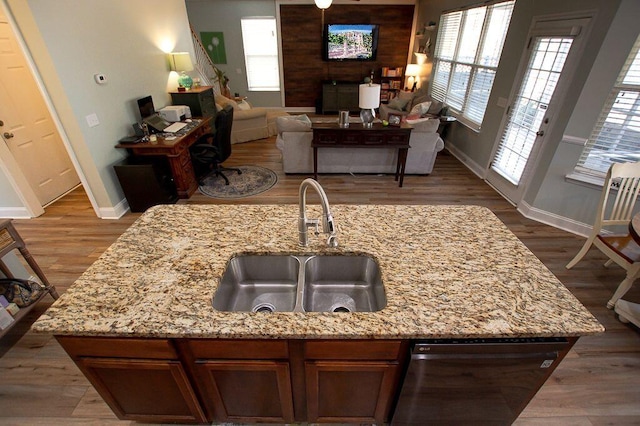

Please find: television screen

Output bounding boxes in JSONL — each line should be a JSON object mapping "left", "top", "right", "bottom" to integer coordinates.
{"left": 324, "top": 24, "right": 379, "bottom": 61}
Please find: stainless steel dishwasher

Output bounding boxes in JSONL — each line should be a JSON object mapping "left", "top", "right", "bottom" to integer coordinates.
{"left": 391, "top": 337, "right": 572, "bottom": 425}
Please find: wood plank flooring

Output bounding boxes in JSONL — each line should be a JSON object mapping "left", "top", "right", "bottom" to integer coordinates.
{"left": 0, "top": 136, "right": 638, "bottom": 425}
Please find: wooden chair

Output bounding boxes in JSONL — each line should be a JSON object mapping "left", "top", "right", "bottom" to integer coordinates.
{"left": 566, "top": 161, "right": 640, "bottom": 308}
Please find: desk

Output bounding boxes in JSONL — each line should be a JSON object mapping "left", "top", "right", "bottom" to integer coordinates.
{"left": 311, "top": 122, "right": 412, "bottom": 187}
{"left": 116, "top": 117, "right": 211, "bottom": 198}
{"left": 614, "top": 213, "right": 640, "bottom": 327}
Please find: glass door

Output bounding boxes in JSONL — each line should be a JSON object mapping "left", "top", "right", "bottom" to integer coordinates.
{"left": 486, "top": 17, "right": 589, "bottom": 204}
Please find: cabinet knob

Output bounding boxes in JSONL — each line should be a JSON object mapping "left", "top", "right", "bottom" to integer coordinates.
{"left": 3, "top": 132, "right": 14, "bottom": 139}
{"left": 0, "top": 120, "right": 4, "bottom": 127}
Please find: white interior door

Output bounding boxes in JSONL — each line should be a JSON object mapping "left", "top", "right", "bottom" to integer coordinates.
{"left": 486, "top": 17, "right": 590, "bottom": 204}
{"left": 0, "top": 10, "right": 79, "bottom": 206}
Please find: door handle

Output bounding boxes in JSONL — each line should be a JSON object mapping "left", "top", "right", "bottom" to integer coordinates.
{"left": 536, "top": 130, "right": 544, "bottom": 137}
{"left": 3, "top": 132, "right": 14, "bottom": 139}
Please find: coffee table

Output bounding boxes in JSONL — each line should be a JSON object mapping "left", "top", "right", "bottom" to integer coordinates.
{"left": 311, "top": 122, "right": 413, "bottom": 187}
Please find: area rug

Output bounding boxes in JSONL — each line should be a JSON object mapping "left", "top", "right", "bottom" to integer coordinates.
{"left": 198, "top": 165, "right": 277, "bottom": 199}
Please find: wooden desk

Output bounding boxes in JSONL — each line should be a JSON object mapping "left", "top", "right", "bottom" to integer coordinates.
{"left": 311, "top": 122, "right": 412, "bottom": 187}
{"left": 116, "top": 117, "right": 211, "bottom": 198}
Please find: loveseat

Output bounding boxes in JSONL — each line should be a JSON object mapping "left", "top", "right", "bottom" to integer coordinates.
{"left": 215, "top": 94, "right": 289, "bottom": 144}
{"left": 275, "top": 115, "right": 444, "bottom": 175}
{"left": 379, "top": 88, "right": 444, "bottom": 121}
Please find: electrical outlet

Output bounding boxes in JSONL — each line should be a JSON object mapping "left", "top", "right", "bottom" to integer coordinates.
{"left": 86, "top": 113, "right": 100, "bottom": 127}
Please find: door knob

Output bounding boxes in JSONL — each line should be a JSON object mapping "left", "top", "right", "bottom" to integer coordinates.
{"left": 3, "top": 132, "right": 14, "bottom": 139}
{"left": 536, "top": 130, "right": 544, "bottom": 137}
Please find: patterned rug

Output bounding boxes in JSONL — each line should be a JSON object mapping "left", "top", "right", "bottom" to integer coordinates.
{"left": 198, "top": 165, "right": 277, "bottom": 199}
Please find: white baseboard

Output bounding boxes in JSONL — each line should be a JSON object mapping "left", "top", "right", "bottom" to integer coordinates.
{"left": 99, "top": 198, "right": 130, "bottom": 219}
{"left": 445, "top": 144, "right": 591, "bottom": 238}
{"left": 0, "top": 207, "right": 34, "bottom": 219}
{"left": 518, "top": 200, "right": 592, "bottom": 238}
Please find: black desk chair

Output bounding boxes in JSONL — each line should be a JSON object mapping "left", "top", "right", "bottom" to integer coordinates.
{"left": 189, "top": 105, "right": 241, "bottom": 185}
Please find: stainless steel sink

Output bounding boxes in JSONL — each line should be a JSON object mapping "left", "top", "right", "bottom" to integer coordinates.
{"left": 302, "top": 255, "right": 386, "bottom": 313}
{"left": 212, "top": 255, "right": 299, "bottom": 312}
{"left": 212, "top": 254, "right": 386, "bottom": 313}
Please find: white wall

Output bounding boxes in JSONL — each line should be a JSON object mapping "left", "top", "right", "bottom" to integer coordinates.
{"left": 2, "top": 0, "right": 195, "bottom": 217}
{"left": 186, "top": 0, "right": 282, "bottom": 107}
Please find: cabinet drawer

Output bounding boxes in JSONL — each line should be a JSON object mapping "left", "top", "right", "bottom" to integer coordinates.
{"left": 56, "top": 336, "right": 178, "bottom": 359}
{"left": 187, "top": 339, "right": 289, "bottom": 359}
{"left": 362, "top": 134, "right": 385, "bottom": 145}
{"left": 304, "top": 340, "right": 402, "bottom": 360}
{"left": 384, "top": 133, "right": 410, "bottom": 145}
{"left": 315, "top": 132, "right": 340, "bottom": 145}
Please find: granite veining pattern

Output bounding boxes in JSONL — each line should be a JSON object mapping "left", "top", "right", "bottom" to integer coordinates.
{"left": 32, "top": 204, "right": 604, "bottom": 338}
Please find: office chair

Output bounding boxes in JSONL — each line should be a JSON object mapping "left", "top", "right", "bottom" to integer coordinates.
{"left": 189, "top": 105, "right": 241, "bottom": 185}
{"left": 566, "top": 160, "right": 640, "bottom": 308}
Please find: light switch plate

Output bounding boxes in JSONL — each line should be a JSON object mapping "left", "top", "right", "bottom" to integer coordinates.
{"left": 86, "top": 113, "right": 100, "bottom": 127}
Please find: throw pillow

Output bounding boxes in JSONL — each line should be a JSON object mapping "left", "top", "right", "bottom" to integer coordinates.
{"left": 276, "top": 114, "right": 312, "bottom": 133}
{"left": 387, "top": 97, "right": 410, "bottom": 111}
{"left": 236, "top": 100, "right": 251, "bottom": 110}
{"left": 215, "top": 94, "right": 238, "bottom": 110}
{"left": 409, "top": 101, "right": 433, "bottom": 116}
{"left": 427, "top": 100, "right": 443, "bottom": 116}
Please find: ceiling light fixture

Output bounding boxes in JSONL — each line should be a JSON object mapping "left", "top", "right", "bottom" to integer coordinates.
{"left": 314, "top": 0, "right": 332, "bottom": 9}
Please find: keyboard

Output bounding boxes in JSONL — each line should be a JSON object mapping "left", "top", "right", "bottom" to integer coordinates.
{"left": 164, "top": 122, "right": 187, "bottom": 133}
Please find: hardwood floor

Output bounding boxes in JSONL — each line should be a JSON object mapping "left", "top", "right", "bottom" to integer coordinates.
{"left": 0, "top": 136, "right": 638, "bottom": 425}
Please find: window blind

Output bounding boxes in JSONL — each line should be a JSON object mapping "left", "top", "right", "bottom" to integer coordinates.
{"left": 241, "top": 17, "right": 281, "bottom": 91}
{"left": 575, "top": 34, "right": 640, "bottom": 177}
{"left": 431, "top": 1, "right": 514, "bottom": 129}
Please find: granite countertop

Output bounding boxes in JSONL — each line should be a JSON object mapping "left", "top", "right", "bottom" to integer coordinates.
{"left": 31, "top": 204, "right": 604, "bottom": 339}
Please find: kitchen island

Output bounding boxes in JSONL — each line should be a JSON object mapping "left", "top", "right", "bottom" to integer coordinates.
{"left": 32, "top": 204, "right": 603, "bottom": 424}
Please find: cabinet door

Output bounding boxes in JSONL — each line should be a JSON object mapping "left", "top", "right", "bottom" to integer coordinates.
{"left": 195, "top": 360, "right": 295, "bottom": 423}
{"left": 77, "top": 357, "right": 206, "bottom": 424}
{"left": 305, "top": 361, "right": 398, "bottom": 424}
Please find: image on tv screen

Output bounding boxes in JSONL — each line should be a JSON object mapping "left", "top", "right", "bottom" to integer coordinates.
{"left": 326, "top": 24, "right": 377, "bottom": 60}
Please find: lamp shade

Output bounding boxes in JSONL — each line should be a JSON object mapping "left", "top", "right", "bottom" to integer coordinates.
{"left": 405, "top": 64, "right": 421, "bottom": 77}
{"left": 359, "top": 84, "right": 381, "bottom": 109}
{"left": 314, "top": 0, "right": 332, "bottom": 9}
{"left": 168, "top": 52, "right": 194, "bottom": 72}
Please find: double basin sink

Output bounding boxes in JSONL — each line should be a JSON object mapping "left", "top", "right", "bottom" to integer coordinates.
{"left": 212, "top": 255, "right": 386, "bottom": 313}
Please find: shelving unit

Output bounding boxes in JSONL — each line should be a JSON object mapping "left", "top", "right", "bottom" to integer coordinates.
{"left": 380, "top": 67, "right": 404, "bottom": 104}
{"left": 0, "top": 219, "right": 58, "bottom": 339}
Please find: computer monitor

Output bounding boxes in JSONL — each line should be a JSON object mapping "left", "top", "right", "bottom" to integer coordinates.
{"left": 137, "top": 95, "right": 155, "bottom": 119}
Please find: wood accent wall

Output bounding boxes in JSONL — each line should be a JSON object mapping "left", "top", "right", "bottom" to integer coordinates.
{"left": 280, "top": 4, "right": 414, "bottom": 109}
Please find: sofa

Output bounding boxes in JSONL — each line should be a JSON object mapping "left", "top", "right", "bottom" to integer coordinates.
{"left": 275, "top": 115, "right": 444, "bottom": 175}
{"left": 379, "top": 88, "right": 444, "bottom": 121}
{"left": 215, "top": 94, "right": 289, "bottom": 144}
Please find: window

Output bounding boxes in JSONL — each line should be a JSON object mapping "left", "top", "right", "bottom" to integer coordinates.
{"left": 240, "top": 17, "right": 280, "bottom": 91}
{"left": 574, "top": 34, "right": 640, "bottom": 178}
{"left": 431, "top": 1, "right": 514, "bottom": 129}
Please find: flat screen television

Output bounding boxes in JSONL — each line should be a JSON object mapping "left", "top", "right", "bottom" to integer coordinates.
{"left": 323, "top": 24, "right": 379, "bottom": 61}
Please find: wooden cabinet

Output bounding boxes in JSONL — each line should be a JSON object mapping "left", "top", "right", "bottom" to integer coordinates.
{"left": 56, "top": 337, "right": 206, "bottom": 424}
{"left": 170, "top": 86, "right": 217, "bottom": 120}
{"left": 303, "top": 340, "right": 407, "bottom": 424}
{"left": 181, "top": 339, "right": 295, "bottom": 423}
{"left": 322, "top": 82, "right": 360, "bottom": 114}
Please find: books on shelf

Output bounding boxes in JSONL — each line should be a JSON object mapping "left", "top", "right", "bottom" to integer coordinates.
{"left": 381, "top": 66, "right": 404, "bottom": 77}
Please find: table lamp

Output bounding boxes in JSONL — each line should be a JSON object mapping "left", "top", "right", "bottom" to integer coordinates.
{"left": 405, "top": 64, "right": 421, "bottom": 92}
{"left": 169, "top": 52, "right": 194, "bottom": 90}
{"left": 359, "top": 83, "right": 381, "bottom": 128}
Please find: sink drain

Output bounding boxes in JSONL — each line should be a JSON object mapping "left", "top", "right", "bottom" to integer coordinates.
{"left": 332, "top": 305, "right": 351, "bottom": 313}
{"left": 253, "top": 303, "right": 276, "bottom": 313}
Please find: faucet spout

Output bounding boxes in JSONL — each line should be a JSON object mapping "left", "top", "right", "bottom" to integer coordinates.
{"left": 298, "top": 178, "right": 338, "bottom": 247}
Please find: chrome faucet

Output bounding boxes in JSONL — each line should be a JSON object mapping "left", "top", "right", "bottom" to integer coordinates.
{"left": 298, "top": 178, "right": 338, "bottom": 247}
